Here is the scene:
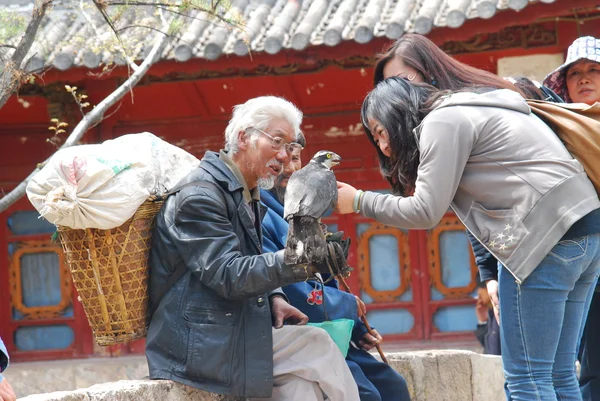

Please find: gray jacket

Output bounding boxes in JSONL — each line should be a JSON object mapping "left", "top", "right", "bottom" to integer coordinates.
{"left": 361, "top": 89, "right": 600, "bottom": 283}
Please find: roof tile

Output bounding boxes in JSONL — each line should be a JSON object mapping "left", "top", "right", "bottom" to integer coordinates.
{"left": 1, "top": 0, "right": 557, "bottom": 71}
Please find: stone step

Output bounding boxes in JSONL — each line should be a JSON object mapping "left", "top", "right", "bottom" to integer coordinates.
{"left": 11, "top": 350, "right": 504, "bottom": 401}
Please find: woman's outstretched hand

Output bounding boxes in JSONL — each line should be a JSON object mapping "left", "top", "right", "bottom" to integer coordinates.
{"left": 336, "top": 181, "right": 358, "bottom": 214}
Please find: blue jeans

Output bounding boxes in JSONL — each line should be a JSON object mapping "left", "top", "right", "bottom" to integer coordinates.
{"left": 580, "top": 288, "right": 600, "bottom": 401}
{"left": 499, "top": 234, "right": 600, "bottom": 401}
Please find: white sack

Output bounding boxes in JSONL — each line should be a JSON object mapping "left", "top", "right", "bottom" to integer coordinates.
{"left": 26, "top": 132, "right": 199, "bottom": 229}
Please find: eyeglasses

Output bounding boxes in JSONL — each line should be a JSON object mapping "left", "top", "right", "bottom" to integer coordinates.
{"left": 251, "top": 127, "right": 303, "bottom": 156}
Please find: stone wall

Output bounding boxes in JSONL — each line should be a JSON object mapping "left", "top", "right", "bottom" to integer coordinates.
{"left": 497, "top": 53, "right": 564, "bottom": 83}
{"left": 14, "top": 350, "right": 504, "bottom": 401}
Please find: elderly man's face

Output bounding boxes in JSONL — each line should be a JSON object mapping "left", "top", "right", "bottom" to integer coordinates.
{"left": 247, "top": 117, "right": 295, "bottom": 189}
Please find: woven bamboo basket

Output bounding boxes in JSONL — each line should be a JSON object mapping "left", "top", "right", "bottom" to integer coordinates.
{"left": 57, "top": 199, "right": 163, "bottom": 346}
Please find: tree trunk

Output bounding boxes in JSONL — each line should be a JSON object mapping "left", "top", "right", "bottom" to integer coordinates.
{"left": 0, "top": 0, "right": 52, "bottom": 109}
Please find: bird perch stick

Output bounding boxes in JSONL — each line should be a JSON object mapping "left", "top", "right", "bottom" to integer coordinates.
{"left": 336, "top": 274, "right": 389, "bottom": 365}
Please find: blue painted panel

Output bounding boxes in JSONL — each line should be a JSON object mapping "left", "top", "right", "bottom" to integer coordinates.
{"left": 366, "top": 309, "right": 414, "bottom": 335}
{"left": 430, "top": 287, "right": 444, "bottom": 301}
{"left": 369, "top": 235, "right": 400, "bottom": 291}
{"left": 325, "top": 224, "right": 338, "bottom": 233}
{"left": 7, "top": 211, "right": 55, "bottom": 235}
{"left": 360, "top": 291, "right": 374, "bottom": 304}
{"left": 15, "top": 325, "right": 74, "bottom": 351}
{"left": 357, "top": 223, "right": 370, "bottom": 237}
{"left": 400, "top": 287, "right": 413, "bottom": 302}
{"left": 8, "top": 242, "right": 17, "bottom": 255}
{"left": 357, "top": 223, "right": 411, "bottom": 299}
{"left": 433, "top": 305, "right": 477, "bottom": 332}
{"left": 439, "top": 231, "right": 472, "bottom": 288}
{"left": 20, "top": 252, "right": 62, "bottom": 307}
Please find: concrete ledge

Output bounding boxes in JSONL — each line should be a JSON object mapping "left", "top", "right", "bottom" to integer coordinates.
{"left": 14, "top": 351, "right": 504, "bottom": 401}
{"left": 18, "top": 380, "right": 243, "bottom": 401}
{"left": 7, "top": 356, "right": 149, "bottom": 398}
{"left": 389, "top": 350, "right": 505, "bottom": 401}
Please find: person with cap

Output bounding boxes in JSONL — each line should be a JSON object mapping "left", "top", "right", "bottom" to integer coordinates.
{"left": 544, "top": 35, "right": 600, "bottom": 401}
{"left": 544, "top": 36, "right": 600, "bottom": 104}
{"left": 260, "top": 134, "right": 411, "bottom": 401}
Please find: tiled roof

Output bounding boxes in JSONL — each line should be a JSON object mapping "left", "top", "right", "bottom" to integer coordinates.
{"left": 1, "top": 0, "right": 556, "bottom": 72}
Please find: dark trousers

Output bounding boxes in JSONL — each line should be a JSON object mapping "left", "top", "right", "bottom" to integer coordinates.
{"left": 581, "top": 290, "right": 600, "bottom": 401}
{"left": 346, "top": 346, "right": 410, "bottom": 401}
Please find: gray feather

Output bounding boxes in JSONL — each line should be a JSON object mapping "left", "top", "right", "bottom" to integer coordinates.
{"left": 284, "top": 163, "right": 337, "bottom": 220}
{"left": 284, "top": 150, "right": 340, "bottom": 266}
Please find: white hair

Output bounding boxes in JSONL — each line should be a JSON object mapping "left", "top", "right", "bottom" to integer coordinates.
{"left": 224, "top": 96, "right": 303, "bottom": 154}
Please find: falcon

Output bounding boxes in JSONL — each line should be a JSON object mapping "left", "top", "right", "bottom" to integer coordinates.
{"left": 283, "top": 150, "right": 342, "bottom": 266}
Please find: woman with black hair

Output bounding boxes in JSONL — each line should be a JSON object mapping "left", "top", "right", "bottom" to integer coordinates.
{"left": 337, "top": 77, "right": 600, "bottom": 401}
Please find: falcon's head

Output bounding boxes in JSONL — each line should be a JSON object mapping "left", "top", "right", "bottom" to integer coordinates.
{"left": 311, "top": 150, "right": 342, "bottom": 169}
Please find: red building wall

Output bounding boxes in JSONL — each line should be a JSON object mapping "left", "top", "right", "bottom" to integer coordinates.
{"left": 1, "top": 14, "right": 599, "bottom": 360}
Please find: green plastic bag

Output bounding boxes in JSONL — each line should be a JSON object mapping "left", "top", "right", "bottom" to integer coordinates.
{"left": 307, "top": 318, "right": 355, "bottom": 357}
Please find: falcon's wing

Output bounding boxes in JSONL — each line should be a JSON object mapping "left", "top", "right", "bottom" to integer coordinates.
{"left": 284, "top": 165, "right": 337, "bottom": 220}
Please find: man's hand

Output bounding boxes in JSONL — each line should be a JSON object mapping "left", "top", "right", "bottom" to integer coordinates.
{"left": 358, "top": 329, "right": 382, "bottom": 351}
{"left": 355, "top": 296, "right": 367, "bottom": 318}
{"left": 0, "top": 376, "right": 16, "bottom": 401}
{"left": 270, "top": 295, "right": 308, "bottom": 329}
{"left": 486, "top": 280, "right": 500, "bottom": 324}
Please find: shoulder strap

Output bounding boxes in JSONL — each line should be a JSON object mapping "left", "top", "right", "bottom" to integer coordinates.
{"left": 150, "top": 180, "right": 229, "bottom": 316}
{"left": 153, "top": 180, "right": 223, "bottom": 201}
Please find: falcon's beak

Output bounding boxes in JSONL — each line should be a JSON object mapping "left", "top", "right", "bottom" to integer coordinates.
{"left": 331, "top": 154, "right": 342, "bottom": 166}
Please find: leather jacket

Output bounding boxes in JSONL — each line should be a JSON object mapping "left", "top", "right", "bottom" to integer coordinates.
{"left": 145, "top": 151, "right": 301, "bottom": 398}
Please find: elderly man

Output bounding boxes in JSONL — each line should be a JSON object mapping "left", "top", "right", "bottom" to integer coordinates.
{"left": 260, "top": 137, "right": 410, "bottom": 401}
{"left": 145, "top": 96, "right": 359, "bottom": 401}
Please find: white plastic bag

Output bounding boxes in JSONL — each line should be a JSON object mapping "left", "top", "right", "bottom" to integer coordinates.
{"left": 26, "top": 132, "right": 199, "bottom": 229}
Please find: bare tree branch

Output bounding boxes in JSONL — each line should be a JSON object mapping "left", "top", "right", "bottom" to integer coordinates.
{"left": 80, "top": 0, "right": 101, "bottom": 38}
{"left": 116, "top": 24, "right": 185, "bottom": 41}
{"left": 106, "top": 0, "right": 243, "bottom": 29}
{"left": 0, "top": 17, "right": 173, "bottom": 213}
{"left": 81, "top": 0, "right": 140, "bottom": 73}
{"left": 90, "top": 0, "right": 128, "bottom": 61}
{"left": 0, "top": 0, "right": 52, "bottom": 109}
